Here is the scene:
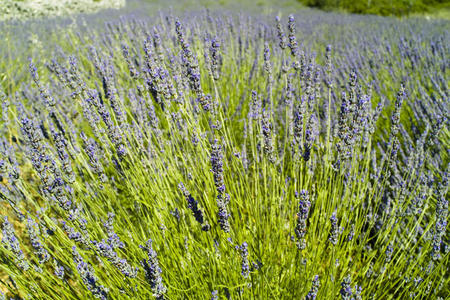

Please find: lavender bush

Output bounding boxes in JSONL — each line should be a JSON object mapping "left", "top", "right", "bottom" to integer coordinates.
{"left": 0, "top": 5, "right": 448, "bottom": 299}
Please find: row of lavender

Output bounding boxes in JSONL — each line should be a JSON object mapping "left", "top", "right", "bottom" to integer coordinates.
{"left": 0, "top": 10, "right": 448, "bottom": 299}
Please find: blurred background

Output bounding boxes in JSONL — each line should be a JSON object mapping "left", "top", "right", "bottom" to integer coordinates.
{"left": 1, "top": 0, "right": 449, "bottom": 21}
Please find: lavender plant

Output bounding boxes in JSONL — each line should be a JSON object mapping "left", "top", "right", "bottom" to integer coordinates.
{"left": 0, "top": 6, "right": 448, "bottom": 299}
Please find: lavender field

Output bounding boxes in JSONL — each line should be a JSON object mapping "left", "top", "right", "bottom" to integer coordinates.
{"left": 0, "top": 1, "right": 448, "bottom": 299}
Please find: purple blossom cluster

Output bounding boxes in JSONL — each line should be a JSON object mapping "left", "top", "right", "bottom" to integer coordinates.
{"left": 140, "top": 239, "right": 166, "bottom": 300}
{"left": 178, "top": 182, "right": 210, "bottom": 231}
{"left": 26, "top": 217, "right": 50, "bottom": 264}
{"left": 239, "top": 242, "right": 250, "bottom": 278}
{"left": 294, "top": 190, "right": 311, "bottom": 250}
{"left": 305, "top": 275, "right": 320, "bottom": 300}
{"left": 72, "top": 246, "right": 109, "bottom": 299}
{"left": 328, "top": 211, "right": 339, "bottom": 246}
{"left": 210, "top": 139, "right": 230, "bottom": 232}
{"left": 2, "top": 217, "right": 29, "bottom": 270}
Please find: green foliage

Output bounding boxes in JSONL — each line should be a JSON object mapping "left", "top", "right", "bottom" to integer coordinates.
{"left": 299, "top": 0, "right": 445, "bottom": 16}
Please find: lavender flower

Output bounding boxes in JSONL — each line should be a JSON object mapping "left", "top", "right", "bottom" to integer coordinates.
{"left": 210, "top": 139, "right": 231, "bottom": 232}
{"left": 99, "top": 60, "right": 126, "bottom": 129}
{"left": 72, "top": 246, "right": 108, "bottom": 299}
{"left": 295, "top": 190, "right": 311, "bottom": 250}
{"left": 210, "top": 37, "right": 221, "bottom": 80}
{"left": 340, "top": 275, "right": 352, "bottom": 300}
{"left": 121, "top": 43, "right": 139, "bottom": 79}
{"left": 62, "top": 221, "right": 90, "bottom": 248}
{"left": 26, "top": 217, "right": 50, "bottom": 264}
{"left": 50, "top": 125, "right": 75, "bottom": 183}
{"left": 335, "top": 91, "right": 352, "bottom": 167}
{"left": 54, "top": 259, "right": 64, "bottom": 280}
{"left": 2, "top": 217, "right": 29, "bottom": 270}
{"left": 80, "top": 132, "right": 107, "bottom": 183}
{"left": 328, "top": 211, "right": 339, "bottom": 246}
{"left": 263, "top": 42, "right": 272, "bottom": 80}
{"left": 216, "top": 193, "right": 231, "bottom": 233}
{"left": 287, "top": 15, "right": 302, "bottom": 71}
{"left": 239, "top": 242, "right": 250, "bottom": 278}
{"left": 432, "top": 169, "right": 448, "bottom": 260}
{"left": 211, "top": 139, "right": 225, "bottom": 193}
{"left": 325, "top": 45, "right": 333, "bottom": 88}
{"left": 261, "top": 109, "right": 275, "bottom": 163}
{"left": 354, "top": 284, "right": 362, "bottom": 300}
{"left": 303, "top": 113, "right": 318, "bottom": 162}
{"left": 427, "top": 116, "right": 446, "bottom": 148}
{"left": 93, "top": 239, "right": 138, "bottom": 278}
{"left": 20, "top": 116, "right": 44, "bottom": 162}
{"left": 85, "top": 89, "right": 127, "bottom": 158}
{"left": 347, "top": 224, "right": 355, "bottom": 241}
{"left": 29, "top": 59, "right": 56, "bottom": 108}
{"left": 103, "top": 212, "right": 125, "bottom": 249}
{"left": 287, "top": 15, "right": 298, "bottom": 57}
{"left": 275, "top": 16, "right": 287, "bottom": 50}
{"left": 197, "top": 93, "right": 212, "bottom": 111}
{"left": 293, "top": 106, "right": 304, "bottom": 155}
{"left": 67, "top": 56, "right": 87, "bottom": 97}
{"left": 151, "top": 28, "right": 165, "bottom": 63}
{"left": 147, "top": 101, "right": 162, "bottom": 136}
{"left": 385, "top": 243, "right": 394, "bottom": 263}
{"left": 305, "top": 275, "right": 320, "bottom": 300}
{"left": 250, "top": 90, "right": 262, "bottom": 120}
{"left": 175, "top": 20, "right": 203, "bottom": 96}
{"left": 140, "top": 239, "right": 167, "bottom": 300}
{"left": 178, "top": 182, "right": 210, "bottom": 231}
{"left": 390, "top": 84, "right": 406, "bottom": 138}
